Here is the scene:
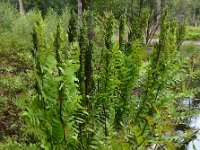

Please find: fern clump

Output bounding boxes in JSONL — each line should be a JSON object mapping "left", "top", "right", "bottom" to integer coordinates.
{"left": 22, "top": 16, "right": 80, "bottom": 149}
{"left": 5, "top": 3, "right": 195, "bottom": 150}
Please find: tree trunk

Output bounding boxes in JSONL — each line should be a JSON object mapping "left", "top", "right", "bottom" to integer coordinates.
{"left": 192, "top": 5, "right": 196, "bottom": 26}
{"left": 77, "top": 0, "right": 83, "bottom": 33}
{"left": 85, "top": 0, "right": 95, "bottom": 105}
{"left": 156, "top": 0, "right": 161, "bottom": 27}
{"left": 19, "top": 0, "right": 25, "bottom": 16}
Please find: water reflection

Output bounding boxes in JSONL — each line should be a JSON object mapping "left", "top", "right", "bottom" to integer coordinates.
{"left": 187, "top": 115, "right": 200, "bottom": 150}
{"left": 187, "top": 97, "right": 200, "bottom": 150}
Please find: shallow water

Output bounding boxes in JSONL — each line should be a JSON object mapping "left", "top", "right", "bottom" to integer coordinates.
{"left": 186, "top": 98, "right": 200, "bottom": 150}
{"left": 187, "top": 115, "right": 200, "bottom": 150}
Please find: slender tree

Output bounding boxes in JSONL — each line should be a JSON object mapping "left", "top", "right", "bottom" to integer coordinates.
{"left": 19, "top": 0, "right": 25, "bottom": 16}
{"left": 85, "top": 0, "right": 95, "bottom": 103}
{"left": 77, "top": 0, "right": 83, "bottom": 33}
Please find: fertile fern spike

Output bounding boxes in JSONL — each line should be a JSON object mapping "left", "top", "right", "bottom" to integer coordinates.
{"left": 32, "top": 21, "right": 40, "bottom": 96}
{"left": 150, "top": 9, "right": 168, "bottom": 72}
{"left": 32, "top": 24, "right": 37, "bottom": 58}
{"left": 119, "top": 13, "right": 126, "bottom": 52}
{"left": 85, "top": 43, "right": 94, "bottom": 96}
{"left": 115, "top": 41, "right": 143, "bottom": 129}
{"left": 85, "top": 11, "right": 95, "bottom": 108}
{"left": 54, "top": 19, "right": 64, "bottom": 65}
{"left": 135, "top": 11, "right": 164, "bottom": 121}
{"left": 79, "top": 14, "right": 88, "bottom": 104}
{"left": 103, "top": 12, "right": 115, "bottom": 95}
{"left": 98, "top": 13, "right": 117, "bottom": 136}
{"left": 68, "top": 11, "right": 78, "bottom": 43}
{"left": 128, "top": 9, "right": 148, "bottom": 50}
{"left": 32, "top": 18, "right": 46, "bottom": 108}
{"left": 176, "top": 20, "right": 186, "bottom": 50}
{"left": 158, "top": 9, "right": 168, "bottom": 53}
{"left": 54, "top": 19, "right": 67, "bottom": 141}
{"left": 136, "top": 8, "right": 178, "bottom": 132}
{"left": 105, "top": 13, "right": 114, "bottom": 50}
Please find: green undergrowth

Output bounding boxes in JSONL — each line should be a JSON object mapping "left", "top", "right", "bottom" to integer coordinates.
{"left": 0, "top": 3, "right": 70, "bottom": 147}
{"left": 185, "top": 26, "right": 200, "bottom": 41}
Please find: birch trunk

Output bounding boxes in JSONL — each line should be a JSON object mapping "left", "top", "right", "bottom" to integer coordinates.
{"left": 19, "top": 0, "right": 25, "bottom": 16}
